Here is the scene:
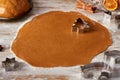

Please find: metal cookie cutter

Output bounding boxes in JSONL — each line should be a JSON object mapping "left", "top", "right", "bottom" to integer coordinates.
{"left": 72, "top": 18, "right": 90, "bottom": 33}
{"left": 81, "top": 62, "right": 110, "bottom": 79}
{"left": 98, "top": 71, "right": 111, "bottom": 80}
{"left": 2, "top": 58, "right": 19, "bottom": 71}
{"left": 103, "top": 50, "right": 120, "bottom": 78}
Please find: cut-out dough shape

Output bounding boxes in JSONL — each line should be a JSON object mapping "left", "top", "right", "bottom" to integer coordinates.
{"left": 11, "top": 11, "right": 112, "bottom": 67}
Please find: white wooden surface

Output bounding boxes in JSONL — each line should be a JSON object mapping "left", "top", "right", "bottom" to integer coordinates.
{"left": 0, "top": 0, "right": 120, "bottom": 80}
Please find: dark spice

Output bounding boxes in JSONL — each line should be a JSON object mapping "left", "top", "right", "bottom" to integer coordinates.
{"left": 0, "top": 45, "right": 3, "bottom": 51}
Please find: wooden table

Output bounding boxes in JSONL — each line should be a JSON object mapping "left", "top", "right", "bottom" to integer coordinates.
{"left": 0, "top": 0, "right": 120, "bottom": 80}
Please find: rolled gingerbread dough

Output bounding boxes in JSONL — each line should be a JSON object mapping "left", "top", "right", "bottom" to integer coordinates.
{"left": 11, "top": 11, "right": 112, "bottom": 67}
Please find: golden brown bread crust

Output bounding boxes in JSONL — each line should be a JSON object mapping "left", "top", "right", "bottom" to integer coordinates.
{"left": 0, "top": 0, "right": 30, "bottom": 18}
